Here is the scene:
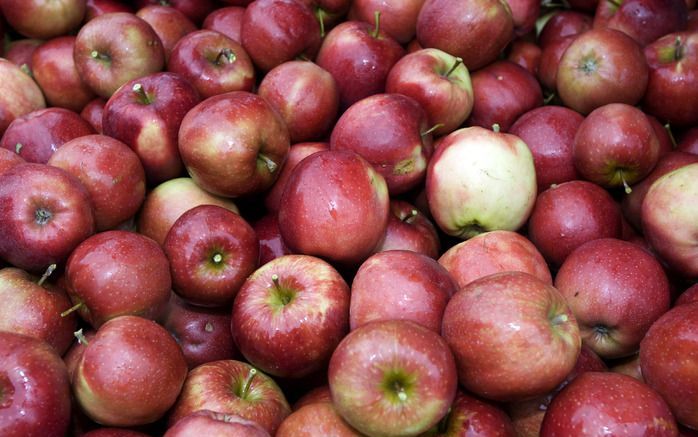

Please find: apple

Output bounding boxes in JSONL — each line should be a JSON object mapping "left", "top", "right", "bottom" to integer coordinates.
{"left": 0, "top": 58, "right": 46, "bottom": 136}
{"left": 675, "top": 283, "right": 698, "bottom": 306}
{"left": 0, "top": 331, "right": 71, "bottom": 437}
{"left": 0, "top": 0, "right": 85, "bottom": 39}
{"left": 133, "top": 0, "right": 216, "bottom": 25}
{"left": 538, "top": 10, "right": 592, "bottom": 49}
{"left": 0, "top": 163, "right": 95, "bottom": 273}
{"left": 73, "top": 315, "right": 188, "bottom": 427}
{"left": 85, "top": 0, "right": 133, "bottom": 21}
{"left": 80, "top": 97, "right": 107, "bottom": 133}
{"left": 442, "top": 271, "right": 581, "bottom": 401}
{"left": 252, "top": 212, "right": 293, "bottom": 266}
{"left": 507, "top": 39, "right": 542, "bottom": 75}
{"left": 164, "top": 204, "right": 259, "bottom": 307}
{"left": 136, "top": 5, "right": 197, "bottom": 61}
{"left": 203, "top": 6, "right": 245, "bottom": 43}
{"left": 425, "top": 126, "right": 537, "bottom": 239}
{"left": 73, "top": 12, "right": 165, "bottom": 98}
{"left": 293, "top": 385, "right": 332, "bottom": 409}
{"left": 425, "top": 391, "right": 517, "bottom": 436}
{"left": 276, "top": 402, "right": 361, "bottom": 436}
{"left": 611, "top": 354, "right": 644, "bottom": 382}
{"left": 4, "top": 38, "right": 42, "bottom": 73}
{"left": 168, "top": 359, "right": 292, "bottom": 435}
{"left": 164, "top": 410, "right": 271, "bottom": 437}
{"left": 537, "top": 34, "right": 577, "bottom": 92}
{"left": 0, "top": 147, "right": 25, "bottom": 175}
{"left": 679, "top": 128, "right": 698, "bottom": 154}
{"left": 593, "top": 0, "right": 688, "bottom": 46}
{"left": 329, "top": 319, "right": 458, "bottom": 436}
{"left": 349, "top": 0, "right": 425, "bottom": 43}
{"left": 178, "top": 91, "right": 290, "bottom": 198}
{"left": 374, "top": 199, "right": 441, "bottom": 259}
{"left": 555, "top": 238, "right": 671, "bottom": 359}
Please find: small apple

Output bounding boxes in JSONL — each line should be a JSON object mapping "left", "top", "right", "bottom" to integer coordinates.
{"left": 374, "top": 199, "right": 441, "bottom": 259}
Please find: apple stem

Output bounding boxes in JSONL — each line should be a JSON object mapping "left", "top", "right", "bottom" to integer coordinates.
{"left": 674, "top": 36, "right": 684, "bottom": 61}
{"left": 19, "top": 63, "right": 31, "bottom": 77}
{"left": 421, "top": 123, "right": 444, "bottom": 137}
{"left": 258, "top": 153, "right": 278, "bottom": 173}
{"left": 371, "top": 11, "right": 381, "bottom": 39}
{"left": 15, "top": 143, "right": 22, "bottom": 154}
{"left": 271, "top": 273, "right": 280, "bottom": 288}
{"left": 61, "top": 302, "right": 83, "bottom": 318}
{"left": 444, "top": 57, "right": 463, "bottom": 78}
{"left": 90, "top": 50, "right": 110, "bottom": 62}
{"left": 212, "top": 253, "right": 223, "bottom": 264}
{"left": 551, "top": 313, "right": 568, "bottom": 325}
{"left": 240, "top": 368, "right": 258, "bottom": 399}
{"left": 74, "top": 328, "right": 89, "bottom": 346}
{"left": 664, "top": 123, "right": 677, "bottom": 148}
{"left": 491, "top": 123, "right": 501, "bottom": 133}
{"left": 216, "top": 48, "right": 237, "bottom": 65}
{"left": 543, "top": 92, "right": 556, "bottom": 105}
{"left": 403, "top": 209, "right": 419, "bottom": 224}
{"left": 620, "top": 170, "right": 632, "bottom": 194}
{"left": 315, "top": 7, "right": 326, "bottom": 38}
{"left": 205, "top": 322, "right": 214, "bottom": 332}
{"left": 132, "top": 83, "right": 151, "bottom": 104}
{"left": 37, "top": 264, "right": 57, "bottom": 287}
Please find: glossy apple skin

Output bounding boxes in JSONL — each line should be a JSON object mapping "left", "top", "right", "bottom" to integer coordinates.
{"left": 643, "top": 32, "right": 698, "bottom": 128}
{"left": 316, "top": 20, "right": 405, "bottom": 109}
{"left": 593, "top": 0, "right": 688, "bottom": 47}
{"left": 252, "top": 212, "right": 293, "bottom": 266}
{"left": 0, "top": 0, "right": 85, "bottom": 39}
{"left": 164, "top": 410, "right": 271, "bottom": 437}
{"left": 329, "top": 320, "right": 458, "bottom": 437}
{"left": 167, "top": 30, "right": 256, "bottom": 98}
{"left": 0, "top": 163, "right": 95, "bottom": 273}
{"left": 0, "top": 332, "right": 71, "bottom": 437}
{"left": 137, "top": 177, "right": 239, "bottom": 246}
{"left": 168, "top": 359, "right": 292, "bottom": 435}
{"left": 676, "top": 283, "right": 698, "bottom": 306}
{"left": 74, "top": 315, "right": 188, "bottom": 427}
{"left": 47, "top": 134, "right": 146, "bottom": 231}
{"left": 203, "top": 6, "right": 245, "bottom": 43}
{"left": 31, "top": 36, "right": 96, "bottom": 112}
{"left": 375, "top": 199, "right": 441, "bottom": 259}
{"left": 350, "top": 250, "right": 456, "bottom": 332}
{"left": 136, "top": 5, "right": 197, "bottom": 61}
{"left": 278, "top": 150, "right": 390, "bottom": 267}
{"left": 679, "top": 128, "right": 698, "bottom": 155}
{"left": 557, "top": 28, "right": 648, "bottom": 114}
{"left": 85, "top": 0, "right": 133, "bottom": 21}
{"left": 241, "top": 0, "right": 322, "bottom": 72}
{"left": 527, "top": 180, "right": 623, "bottom": 266}
{"left": 641, "top": 302, "right": 698, "bottom": 429}
{"left": 232, "top": 254, "right": 350, "bottom": 378}
{"left": 81, "top": 97, "right": 107, "bottom": 133}
{"left": 276, "top": 402, "right": 361, "bottom": 436}
{"left": 425, "top": 391, "right": 516, "bottom": 436}
{"left": 74, "top": 12, "right": 165, "bottom": 98}
{"left": 258, "top": 61, "right": 339, "bottom": 144}
{"left": 164, "top": 205, "right": 259, "bottom": 307}
{"left": 507, "top": 39, "right": 542, "bottom": 75}
{"left": 442, "top": 271, "right": 581, "bottom": 402}
{"left": 178, "top": 91, "right": 290, "bottom": 198}
{"left": 330, "top": 93, "right": 433, "bottom": 195}
{"left": 538, "top": 10, "right": 592, "bottom": 49}
{"left": 537, "top": 34, "right": 576, "bottom": 91}
{"left": 555, "top": 238, "right": 671, "bottom": 359}
{"left": 0, "top": 147, "right": 25, "bottom": 175}
{"left": 134, "top": 0, "right": 215, "bottom": 24}
{"left": 64, "top": 230, "right": 172, "bottom": 328}
{"left": 0, "top": 58, "right": 46, "bottom": 136}
{"left": 349, "top": 0, "right": 425, "bottom": 43}
{"left": 540, "top": 372, "right": 678, "bottom": 436}
{"left": 5, "top": 39, "right": 42, "bottom": 73}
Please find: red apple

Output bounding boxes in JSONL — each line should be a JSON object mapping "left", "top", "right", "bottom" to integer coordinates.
{"left": 252, "top": 212, "right": 293, "bottom": 266}
{"left": 507, "top": 39, "right": 542, "bottom": 75}
{"left": 203, "top": 6, "right": 245, "bottom": 43}
{"left": 538, "top": 10, "right": 592, "bottom": 49}
{"left": 349, "top": 0, "right": 425, "bottom": 43}
{"left": 0, "top": 147, "right": 25, "bottom": 175}
{"left": 276, "top": 402, "right": 361, "bottom": 436}
{"left": 0, "top": 58, "right": 46, "bottom": 136}
{"left": 85, "top": 0, "right": 133, "bottom": 20}
{"left": 0, "top": 0, "right": 85, "bottom": 39}
{"left": 537, "top": 34, "right": 576, "bottom": 91}
{"left": 374, "top": 199, "right": 441, "bottom": 259}
{"left": 136, "top": 5, "right": 197, "bottom": 61}
{"left": 133, "top": 0, "right": 215, "bottom": 24}
{"left": 82, "top": 429, "right": 151, "bottom": 437}
{"left": 4, "top": 38, "right": 42, "bottom": 74}
{"left": 293, "top": 385, "right": 332, "bottom": 409}
{"left": 164, "top": 410, "right": 271, "bottom": 437}
{"left": 426, "top": 391, "right": 517, "bottom": 436}
{"left": 675, "top": 283, "right": 698, "bottom": 306}
{"left": 593, "top": 0, "right": 688, "bottom": 46}
{"left": 611, "top": 354, "right": 644, "bottom": 382}
{"left": 80, "top": 97, "right": 107, "bottom": 133}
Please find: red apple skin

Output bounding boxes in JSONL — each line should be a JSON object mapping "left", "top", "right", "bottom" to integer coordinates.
{"left": 329, "top": 320, "right": 458, "bottom": 437}
{"left": 4, "top": 38, "right": 42, "bottom": 73}
{"left": 167, "top": 30, "right": 256, "bottom": 98}
{"left": 416, "top": 0, "right": 514, "bottom": 71}
{"left": 73, "top": 315, "right": 188, "bottom": 427}
{"left": 349, "top": 0, "right": 425, "bottom": 43}
{"left": 374, "top": 199, "right": 441, "bottom": 259}
{"left": 0, "top": 331, "right": 72, "bottom": 437}
{"left": 252, "top": 212, "right": 293, "bottom": 266}
{"left": 611, "top": 353, "right": 644, "bottom": 382}
{"left": 442, "top": 271, "right": 581, "bottom": 402}
{"left": 64, "top": 230, "right": 172, "bottom": 328}
{"left": 507, "top": 0, "right": 539, "bottom": 36}
{"left": 676, "top": 283, "right": 698, "bottom": 306}
{"left": 0, "top": 0, "right": 85, "bottom": 39}
{"left": 277, "top": 150, "right": 390, "bottom": 267}
{"left": 85, "top": 0, "right": 133, "bottom": 21}
{"left": 438, "top": 230, "right": 552, "bottom": 290}
{"left": 679, "top": 128, "right": 698, "bottom": 155}
{"left": 178, "top": 91, "right": 290, "bottom": 198}
{"left": 426, "top": 391, "right": 517, "bottom": 436}
{"left": 641, "top": 302, "right": 698, "bottom": 429}
{"left": 47, "top": 134, "right": 147, "bottom": 231}
{"left": 136, "top": 5, "right": 197, "bottom": 61}
{"left": 527, "top": 180, "right": 623, "bottom": 266}
{"left": 0, "top": 163, "right": 95, "bottom": 273}
{"left": 80, "top": 97, "right": 107, "bottom": 133}
{"left": 82, "top": 429, "right": 152, "bottom": 437}
{"left": 0, "top": 147, "right": 24, "bottom": 175}
{"left": 330, "top": 93, "right": 434, "bottom": 195}
{"left": 537, "top": 34, "right": 576, "bottom": 91}
{"left": 350, "top": 250, "right": 456, "bottom": 332}
{"left": 164, "top": 205, "right": 259, "bottom": 307}
{"left": 276, "top": 402, "right": 362, "bottom": 436}
{"left": 557, "top": 28, "right": 649, "bottom": 114}
{"left": 555, "top": 238, "right": 671, "bottom": 359}
{"left": 689, "top": 10, "right": 698, "bottom": 31}
{"left": 507, "top": 39, "right": 542, "bottom": 75}
{"left": 538, "top": 10, "right": 593, "bottom": 49}
{"left": 593, "top": 0, "right": 688, "bottom": 47}
{"left": 203, "top": 6, "right": 245, "bottom": 43}
{"left": 133, "top": 0, "right": 216, "bottom": 25}
{"left": 648, "top": 115, "right": 675, "bottom": 159}
{"left": 540, "top": 372, "right": 678, "bottom": 436}
{"left": 0, "top": 58, "right": 46, "bottom": 136}
{"left": 509, "top": 105, "right": 584, "bottom": 191}
{"left": 293, "top": 385, "right": 333, "bottom": 410}
{"left": 164, "top": 410, "right": 271, "bottom": 437}
{"left": 137, "top": 177, "right": 239, "bottom": 247}
{"left": 168, "top": 359, "right": 292, "bottom": 435}
{"left": 257, "top": 61, "right": 339, "bottom": 144}
{"left": 31, "top": 36, "right": 96, "bottom": 112}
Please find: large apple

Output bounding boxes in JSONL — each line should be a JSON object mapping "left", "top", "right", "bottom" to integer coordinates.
{"left": 0, "top": 0, "right": 86, "bottom": 39}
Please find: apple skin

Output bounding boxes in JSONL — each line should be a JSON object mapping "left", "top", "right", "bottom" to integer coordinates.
{"left": 375, "top": 199, "right": 441, "bottom": 259}
{"left": 0, "top": 0, "right": 86, "bottom": 39}
{"left": 203, "top": 6, "right": 245, "bottom": 43}
{"left": 73, "top": 12, "right": 165, "bottom": 98}
{"left": 679, "top": 128, "right": 698, "bottom": 155}
{"left": 556, "top": 28, "right": 648, "bottom": 114}
{"left": 425, "top": 391, "right": 517, "bottom": 436}
{"left": 349, "top": 250, "right": 457, "bottom": 333}
{"left": 252, "top": 212, "right": 293, "bottom": 266}
{"left": 438, "top": 230, "right": 552, "bottom": 289}
{"left": 329, "top": 320, "right": 458, "bottom": 437}
{"left": 554, "top": 238, "right": 671, "bottom": 359}
{"left": 276, "top": 402, "right": 362, "bottom": 436}
{"left": 168, "top": 359, "right": 292, "bottom": 435}
{"left": 349, "top": 0, "right": 425, "bottom": 44}
{"left": 136, "top": 5, "right": 197, "bottom": 61}
{"left": 164, "top": 410, "right": 271, "bottom": 437}
{"left": 641, "top": 302, "right": 698, "bottom": 429}
{"left": 178, "top": 91, "right": 290, "bottom": 198}
{"left": 164, "top": 205, "right": 259, "bottom": 307}
{"left": 540, "top": 372, "right": 678, "bottom": 436}
{"left": 442, "top": 271, "right": 581, "bottom": 402}
{"left": 31, "top": 36, "right": 96, "bottom": 112}
{"left": 64, "top": 230, "right": 172, "bottom": 328}
{"left": 611, "top": 354, "right": 644, "bottom": 382}
{"left": 0, "top": 163, "right": 95, "bottom": 273}
{"left": 80, "top": 97, "right": 107, "bottom": 133}
{"left": 425, "top": 126, "right": 537, "bottom": 239}
{"left": 593, "top": 0, "right": 688, "bottom": 47}
{"left": 537, "top": 34, "right": 576, "bottom": 92}
{"left": 133, "top": 0, "right": 216, "bottom": 25}
{"left": 0, "top": 331, "right": 72, "bottom": 437}
{"left": 416, "top": 0, "right": 514, "bottom": 71}
{"left": 527, "top": 180, "right": 623, "bottom": 266}
{"left": 231, "top": 254, "right": 350, "bottom": 378}
{"left": 277, "top": 150, "right": 390, "bottom": 267}
{"left": 85, "top": 0, "right": 133, "bottom": 21}
{"left": 538, "top": 10, "right": 592, "bottom": 49}
{"left": 507, "top": 39, "right": 542, "bottom": 75}
{"left": 73, "top": 315, "right": 188, "bottom": 427}
{"left": 293, "top": 385, "right": 333, "bottom": 409}
{"left": 0, "top": 58, "right": 46, "bottom": 136}
{"left": 4, "top": 39, "right": 42, "bottom": 73}
{"left": 0, "top": 147, "right": 25, "bottom": 175}
{"left": 676, "top": 283, "right": 698, "bottom": 306}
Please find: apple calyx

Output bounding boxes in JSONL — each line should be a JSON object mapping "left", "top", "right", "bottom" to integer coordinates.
{"left": 257, "top": 153, "right": 279, "bottom": 173}
{"left": 74, "top": 328, "right": 89, "bottom": 346}
{"left": 237, "top": 367, "right": 258, "bottom": 400}
{"left": 444, "top": 57, "right": 464, "bottom": 79}
{"left": 132, "top": 83, "right": 153, "bottom": 105}
{"left": 37, "top": 264, "right": 57, "bottom": 287}
{"left": 382, "top": 370, "right": 414, "bottom": 405}
{"left": 491, "top": 123, "right": 501, "bottom": 133}
{"left": 578, "top": 54, "right": 599, "bottom": 75}
{"left": 371, "top": 11, "right": 382, "bottom": 39}
{"left": 215, "top": 49, "right": 237, "bottom": 66}
{"left": 205, "top": 322, "right": 214, "bottom": 333}
{"left": 61, "top": 301, "right": 84, "bottom": 318}
{"left": 35, "top": 207, "right": 53, "bottom": 226}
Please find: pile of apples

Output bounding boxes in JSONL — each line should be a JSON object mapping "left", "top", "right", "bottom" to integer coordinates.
{"left": 0, "top": 0, "right": 696, "bottom": 435}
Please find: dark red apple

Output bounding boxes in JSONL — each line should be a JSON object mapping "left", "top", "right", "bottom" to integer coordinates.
{"left": 426, "top": 391, "right": 517, "bottom": 436}
{"left": 675, "top": 283, "right": 698, "bottom": 306}
{"left": 80, "top": 97, "right": 107, "bottom": 133}
{"left": 0, "top": 0, "right": 85, "bottom": 39}
{"left": 349, "top": 0, "right": 425, "bottom": 43}
{"left": 374, "top": 199, "right": 441, "bottom": 259}
{"left": 203, "top": 6, "right": 245, "bottom": 43}
{"left": 276, "top": 402, "right": 361, "bottom": 436}
{"left": 593, "top": 0, "right": 688, "bottom": 46}
{"left": 507, "top": 39, "right": 542, "bottom": 75}
{"left": 293, "top": 385, "right": 332, "bottom": 409}
{"left": 252, "top": 212, "right": 293, "bottom": 266}
{"left": 133, "top": 0, "right": 216, "bottom": 24}
{"left": 85, "top": 0, "right": 133, "bottom": 20}
{"left": 611, "top": 354, "right": 644, "bottom": 382}
{"left": 538, "top": 10, "right": 592, "bottom": 49}
{"left": 164, "top": 410, "right": 271, "bottom": 437}
{"left": 537, "top": 34, "right": 577, "bottom": 91}
{"left": 81, "top": 429, "right": 151, "bottom": 437}
{"left": 136, "top": 5, "right": 197, "bottom": 61}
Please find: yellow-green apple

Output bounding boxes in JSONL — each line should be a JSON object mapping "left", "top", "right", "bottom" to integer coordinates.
{"left": 264, "top": 142, "right": 328, "bottom": 212}
{"left": 0, "top": 0, "right": 85, "bottom": 39}
{"left": 593, "top": 0, "right": 688, "bottom": 46}
{"left": 73, "top": 12, "right": 165, "bottom": 98}
{"left": 0, "top": 331, "right": 71, "bottom": 437}
{"left": 136, "top": 5, "right": 197, "bottom": 61}
{"left": 277, "top": 150, "right": 389, "bottom": 267}
{"left": 276, "top": 402, "right": 361, "bottom": 436}
{"left": 80, "top": 97, "right": 107, "bottom": 133}
{"left": 164, "top": 410, "right": 271, "bottom": 437}
{"left": 374, "top": 199, "right": 440, "bottom": 259}
{"left": 554, "top": 238, "right": 671, "bottom": 359}
{"left": 252, "top": 212, "right": 292, "bottom": 265}
{"left": 425, "top": 126, "right": 537, "bottom": 239}
{"left": 424, "top": 391, "right": 517, "bottom": 436}
{"left": 164, "top": 205, "right": 259, "bottom": 307}
{"left": 203, "top": 6, "right": 245, "bottom": 43}
{"left": 0, "top": 163, "right": 95, "bottom": 272}
{"left": 442, "top": 271, "right": 580, "bottom": 402}
{"left": 178, "top": 91, "right": 289, "bottom": 198}
{"left": 0, "top": 58, "right": 46, "bottom": 136}
{"left": 73, "top": 315, "right": 188, "bottom": 427}
{"left": 328, "top": 319, "right": 458, "bottom": 436}
{"left": 348, "top": 0, "right": 425, "bottom": 43}
{"left": 231, "top": 254, "right": 350, "bottom": 378}
{"left": 538, "top": 10, "right": 592, "bottom": 49}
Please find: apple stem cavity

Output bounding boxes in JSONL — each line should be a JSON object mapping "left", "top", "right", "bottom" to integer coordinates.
{"left": 74, "top": 328, "right": 89, "bottom": 345}
{"left": 371, "top": 11, "right": 381, "bottom": 39}
{"left": 444, "top": 57, "right": 464, "bottom": 78}
{"left": 421, "top": 123, "right": 444, "bottom": 137}
{"left": 216, "top": 48, "right": 237, "bottom": 65}
{"left": 90, "top": 50, "right": 111, "bottom": 63}
{"left": 37, "top": 264, "right": 57, "bottom": 287}
{"left": 239, "top": 368, "right": 258, "bottom": 399}
{"left": 491, "top": 123, "right": 501, "bottom": 133}
{"left": 131, "top": 83, "right": 153, "bottom": 105}
{"left": 258, "top": 153, "right": 278, "bottom": 173}
{"left": 61, "top": 302, "right": 83, "bottom": 318}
